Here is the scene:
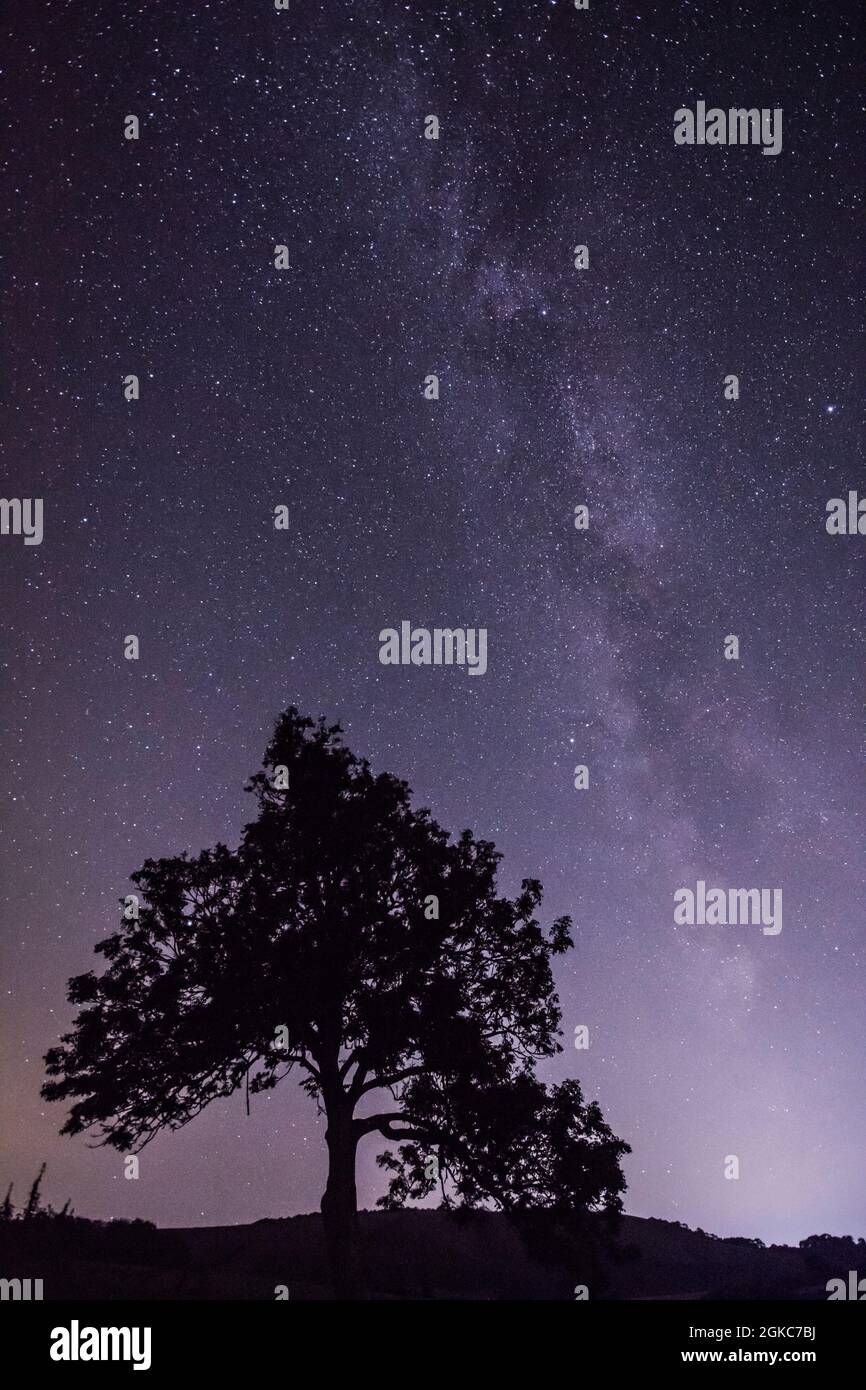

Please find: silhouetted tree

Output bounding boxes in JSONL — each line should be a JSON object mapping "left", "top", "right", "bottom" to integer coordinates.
{"left": 799, "top": 1232, "right": 864, "bottom": 1275}
{"left": 23, "top": 1163, "right": 46, "bottom": 1221}
{"left": 44, "top": 708, "right": 629, "bottom": 1296}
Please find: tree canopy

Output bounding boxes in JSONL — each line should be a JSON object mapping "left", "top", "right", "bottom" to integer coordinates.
{"left": 44, "top": 708, "right": 629, "bottom": 1289}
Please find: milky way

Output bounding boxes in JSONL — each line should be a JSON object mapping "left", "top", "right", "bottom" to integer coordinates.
{"left": 2, "top": 0, "right": 863, "bottom": 1244}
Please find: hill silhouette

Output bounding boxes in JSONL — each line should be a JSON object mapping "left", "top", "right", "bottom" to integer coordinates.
{"left": 1, "top": 1208, "right": 857, "bottom": 1300}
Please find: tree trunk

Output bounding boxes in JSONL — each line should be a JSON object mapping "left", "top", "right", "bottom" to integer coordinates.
{"left": 321, "top": 1111, "right": 363, "bottom": 1298}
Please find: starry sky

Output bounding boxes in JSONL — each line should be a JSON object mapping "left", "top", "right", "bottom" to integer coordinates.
{"left": 2, "top": 0, "right": 864, "bottom": 1247}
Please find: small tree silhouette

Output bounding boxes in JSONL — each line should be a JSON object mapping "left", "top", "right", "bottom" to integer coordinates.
{"left": 43, "top": 708, "right": 629, "bottom": 1296}
{"left": 23, "top": 1163, "right": 46, "bottom": 1221}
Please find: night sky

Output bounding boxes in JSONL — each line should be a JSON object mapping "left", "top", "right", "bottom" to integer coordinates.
{"left": 2, "top": 0, "right": 864, "bottom": 1246}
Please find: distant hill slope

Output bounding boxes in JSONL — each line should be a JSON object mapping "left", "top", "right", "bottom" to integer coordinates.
{"left": 0, "top": 1209, "right": 858, "bottom": 1299}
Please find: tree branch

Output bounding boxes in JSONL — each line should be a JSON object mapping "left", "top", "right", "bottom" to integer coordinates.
{"left": 355, "top": 1112, "right": 406, "bottom": 1137}
{"left": 340, "top": 1047, "right": 367, "bottom": 1087}
{"left": 357, "top": 1065, "right": 426, "bottom": 1096}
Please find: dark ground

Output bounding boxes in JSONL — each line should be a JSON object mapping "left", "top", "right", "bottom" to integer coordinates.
{"left": 1, "top": 1209, "right": 858, "bottom": 1300}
